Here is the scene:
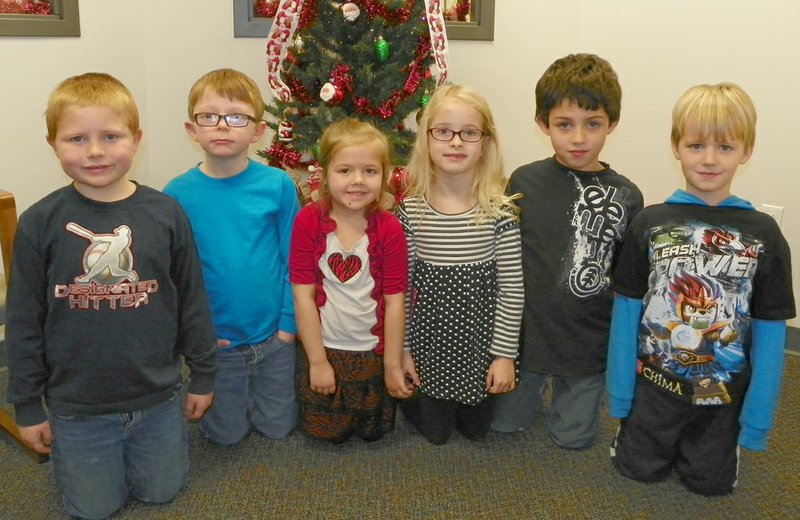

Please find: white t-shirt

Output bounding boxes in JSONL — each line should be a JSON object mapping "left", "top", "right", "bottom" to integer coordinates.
{"left": 318, "top": 233, "right": 377, "bottom": 351}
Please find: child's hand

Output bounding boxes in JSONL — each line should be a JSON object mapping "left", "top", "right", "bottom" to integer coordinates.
{"left": 486, "top": 357, "right": 516, "bottom": 394}
{"left": 18, "top": 420, "right": 53, "bottom": 454}
{"left": 402, "top": 350, "right": 421, "bottom": 387}
{"left": 309, "top": 360, "right": 336, "bottom": 395}
{"left": 385, "top": 366, "right": 414, "bottom": 399}
{"left": 185, "top": 392, "right": 214, "bottom": 420}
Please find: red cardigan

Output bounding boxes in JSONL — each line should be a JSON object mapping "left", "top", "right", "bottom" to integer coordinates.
{"left": 289, "top": 201, "right": 408, "bottom": 354}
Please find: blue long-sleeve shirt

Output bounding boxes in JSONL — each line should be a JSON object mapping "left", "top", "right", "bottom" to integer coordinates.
{"left": 164, "top": 159, "right": 300, "bottom": 346}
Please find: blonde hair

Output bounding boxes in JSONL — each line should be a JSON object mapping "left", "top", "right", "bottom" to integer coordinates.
{"left": 671, "top": 83, "right": 756, "bottom": 151}
{"left": 187, "top": 68, "right": 265, "bottom": 120}
{"left": 406, "top": 84, "right": 517, "bottom": 223}
{"left": 318, "top": 118, "right": 393, "bottom": 214}
{"left": 45, "top": 72, "right": 139, "bottom": 140}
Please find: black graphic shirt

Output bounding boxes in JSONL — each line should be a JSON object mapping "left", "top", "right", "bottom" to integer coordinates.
{"left": 510, "top": 157, "right": 643, "bottom": 376}
{"left": 613, "top": 199, "right": 795, "bottom": 399}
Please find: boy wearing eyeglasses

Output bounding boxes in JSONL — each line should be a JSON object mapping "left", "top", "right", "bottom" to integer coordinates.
{"left": 164, "top": 68, "right": 300, "bottom": 445}
{"left": 491, "top": 54, "right": 643, "bottom": 449}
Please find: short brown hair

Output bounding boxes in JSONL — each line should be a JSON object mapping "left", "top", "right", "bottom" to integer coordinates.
{"left": 187, "top": 68, "right": 264, "bottom": 120}
{"left": 535, "top": 53, "right": 622, "bottom": 126}
{"left": 45, "top": 72, "right": 139, "bottom": 140}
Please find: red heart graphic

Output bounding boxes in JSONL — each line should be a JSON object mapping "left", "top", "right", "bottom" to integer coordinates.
{"left": 327, "top": 252, "right": 362, "bottom": 282}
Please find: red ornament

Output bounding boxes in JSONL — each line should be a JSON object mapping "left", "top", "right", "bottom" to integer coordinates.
{"left": 329, "top": 64, "right": 353, "bottom": 93}
{"left": 307, "top": 164, "right": 322, "bottom": 191}
{"left": 320, "top": 64, "right": 352, "bottom": 105}
{"left": 320, "top": 82, "right": 344, "bottom": 105}
{"left": 278, "top": 120, "right": 294, "bottom": 142}
{"left": 390, "top": 167, "right": 408, "bottom": 205}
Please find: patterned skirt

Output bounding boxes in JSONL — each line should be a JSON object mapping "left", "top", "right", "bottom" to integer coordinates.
{"left": 297, "top": 347, "right": 396, "bottom": 443}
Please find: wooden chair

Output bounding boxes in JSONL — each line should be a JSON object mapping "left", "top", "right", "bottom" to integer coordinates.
{"left": 0, "top": 190, "right": 15, "bottom": 281}
{"left": 0, "top": 189, "right": 46, "bottom": 461}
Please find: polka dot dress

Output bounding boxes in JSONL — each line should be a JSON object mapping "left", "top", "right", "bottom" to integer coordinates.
{"left": 410, "top": 259, "right": 497, "bottom": 405}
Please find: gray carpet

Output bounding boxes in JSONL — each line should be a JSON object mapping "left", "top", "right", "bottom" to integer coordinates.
{"left": 1, "top": 358, "right": 799, "bottom": 520}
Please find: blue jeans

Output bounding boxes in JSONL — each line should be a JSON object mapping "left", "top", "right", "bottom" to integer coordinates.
{"left": 50, "top": 390, "right": 188, "bottom": 520}
{"left": 491, "top": 371, "right": 604, "bottom": 449}
{"left": 201, "top": 334, "right": 297, "bottom": 445}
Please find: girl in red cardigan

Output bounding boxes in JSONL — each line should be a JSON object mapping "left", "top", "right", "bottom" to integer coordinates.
{"left": 289, "top": 119, "right": 411, "bottom": 443}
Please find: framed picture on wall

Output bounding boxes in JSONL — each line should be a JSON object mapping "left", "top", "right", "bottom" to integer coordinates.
{"left": 0, "top": 0, "right": 80, "bottom": 37}
{"left": 444, "top": 0, "right": 494, "bottom": 41}
{"left": 233, "top": 0, "right": 275, "bottom": 38}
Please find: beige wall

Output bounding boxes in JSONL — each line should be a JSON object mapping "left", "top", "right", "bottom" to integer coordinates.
{"left": 1, "top": 0, "right": 798, "bottom": 325}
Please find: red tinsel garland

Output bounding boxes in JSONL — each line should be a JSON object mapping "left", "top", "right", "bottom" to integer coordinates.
{"left": 266, "top": 142, "right": 304, "bottom": 169}
{"left": 361, "top": 0, "right": 414, "bottom": 24}
{"left": 296, "top": 0, "right": 318, "bottom": 32}
{"left": 352, "top": 36, "right": 431, "bottom": 119}
{"left": 253, "top": 0, "right": 278, "bottom": 18}
{"left": 403, "top": 65, "right": 422, "bottom": 94}
{"left": 285, "top": 76, "right": 315, "bottom": 105}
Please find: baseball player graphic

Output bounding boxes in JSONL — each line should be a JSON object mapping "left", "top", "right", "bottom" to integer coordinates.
{"left": 67, "top": 222, "right": 139, "bottom": 284}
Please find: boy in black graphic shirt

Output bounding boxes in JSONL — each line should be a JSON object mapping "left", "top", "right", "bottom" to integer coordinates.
{"left": 492, "top": 54, "right": 643, "bottom": 449}
{"left": 607, "top": 83, "right": 795, "bottom": 495}
{"left": 5, "top": 73, "right": 217, "bottom": 518}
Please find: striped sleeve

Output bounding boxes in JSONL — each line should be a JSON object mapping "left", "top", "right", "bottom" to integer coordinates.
{"left": 490, "top": 215, "right": 524, "bottom": 358}
{"left": 395, "top": 202, "right": 415, "bottom": 350}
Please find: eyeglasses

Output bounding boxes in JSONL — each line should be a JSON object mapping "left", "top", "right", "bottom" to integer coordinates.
{"left": 193, "top": 113, "right": 258, "bottom": 127}
{"left": 428, "top": 127, "right": 486, "bottom": 143}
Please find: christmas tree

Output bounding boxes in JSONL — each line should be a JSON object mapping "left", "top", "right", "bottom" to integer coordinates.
{"left": 257, "top": 0, "right": 449, "bottom": 203}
